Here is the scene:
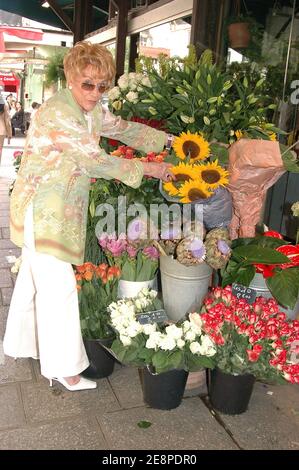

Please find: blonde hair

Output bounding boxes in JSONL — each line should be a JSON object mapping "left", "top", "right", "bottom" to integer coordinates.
{"left": 64, "top": 41, "right": 116, "bottom": 84}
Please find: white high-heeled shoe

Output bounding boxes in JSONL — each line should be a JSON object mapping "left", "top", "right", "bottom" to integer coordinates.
{"left": 48, "top": 376, "right": 97, "bottom": 391}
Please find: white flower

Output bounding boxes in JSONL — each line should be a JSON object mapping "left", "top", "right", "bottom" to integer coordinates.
{"left": 199, "top": 335, "right": 216, "bottom": 357}
{"left": 159, "top": 335, "right": 176, "bottom": 351}
{"left": 117, "top": 74, "right": 129, "bottom": 89}
{"left": 189, "top": 341, "right": 201, "bottom": 354}
{"left": 188, "top": 312, "right": 202, "bottom": 334}
{"left": 141, "top": 76, "right": 151, "bottom": 87}
{"left": 126, "top": 321, "right": 143, "bottom": 338}
{"left": 146, "top": 331, "right": 163, "bottom": 349}
{"left": 120, "top": 334, "right": 132, "bottom": 346}
{"left": 177, "top": 339, "right": 185, "bottom": 349}
{"left": 108, "top": 86, "right": 121, "bottom": 101}
{"left": 185, "top": 330, "right": 196, "bottom": 342}
{"left": 165, "top": 324, "right": 183, "bottom": 340}
{"left": 142, "top": 323, "right": 157, "bottom": 335}
{"left": 182, "top": 320, "right": 191, "bottom": 333}
{"left": 125, "top": 91, "right": 139, "bottom": 103}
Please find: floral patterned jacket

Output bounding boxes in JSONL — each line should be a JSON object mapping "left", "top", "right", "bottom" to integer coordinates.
{"left": 10, "top": 89, "right": 166, "bottom": 264}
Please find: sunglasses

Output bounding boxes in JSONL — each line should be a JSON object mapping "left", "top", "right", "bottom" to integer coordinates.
{"left": 80, "top": 81, "right": 109, "bottom": 93}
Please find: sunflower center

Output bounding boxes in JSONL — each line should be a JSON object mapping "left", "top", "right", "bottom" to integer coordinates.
{"left": 188, "top": 188, "right": 209, "bottom": 201}
{"left": 175, "top": 173, "right": 191, "bottom": 182}
{"left": 182, "top": 141, "right": 200, "bottom": 159}
{"left": 201, "top": 169, "right": 220, "bottom": 184}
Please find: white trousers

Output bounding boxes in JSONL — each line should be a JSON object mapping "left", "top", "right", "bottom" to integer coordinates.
{"left": 3, "top": 204, "right": 89, "bottom": 378}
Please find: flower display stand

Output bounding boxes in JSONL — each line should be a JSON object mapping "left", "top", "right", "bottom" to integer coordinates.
{"left": 208, "top": 368, "right": 255, "bottom": 415}
{"left": 140, "top": 366, "right": 188, "bottom": 410}
{"left": 249, "top": 273, "right": 299, "bottom": 320}
{"left": 160, "top": 256, "right": 213, "bottom": 321}
{"left": 82, "top": 338, "right": 115, "bottom": 379}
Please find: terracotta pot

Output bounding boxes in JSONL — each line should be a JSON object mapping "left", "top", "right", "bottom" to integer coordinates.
{"left": 228, "top": 22, "right": 250, "bottom": 49}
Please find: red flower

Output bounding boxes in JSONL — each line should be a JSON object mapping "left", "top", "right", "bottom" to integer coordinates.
{"left": 263, "top": 230, "right": 283, "bottom": 239}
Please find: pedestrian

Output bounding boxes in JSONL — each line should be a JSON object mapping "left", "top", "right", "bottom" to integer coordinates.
{"left": 0, "top": 95, "right": 12, "bottom": 164}
{"left": 3, "top": 41, "right": 175, "bottom": 391}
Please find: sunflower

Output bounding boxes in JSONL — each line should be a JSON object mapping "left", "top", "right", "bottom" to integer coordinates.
{"left": 163, "top": 181, "right": 179, "bottom": 196}
{"left": 178, "top": 179, "right": 212, "bottom": 203}
{"left": 171, "top": 162, "right": 198, "bottom": 182}
{"left": 235, "top": 130, "right": 243, "bottom": 140}
{"left": 194, "top": 160, "right": 229, "bottom": 189}
{"left": 173, "top": 131, "right": 210, "bottom": 162}
{"left": 269, "top": 132, "right": 277, "bottom": 141}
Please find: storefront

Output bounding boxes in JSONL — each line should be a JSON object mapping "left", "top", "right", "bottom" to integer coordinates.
{"left": 0, "top": 71, "right": 20, "bottom": 99}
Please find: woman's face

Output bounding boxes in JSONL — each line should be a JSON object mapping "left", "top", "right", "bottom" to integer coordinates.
{"left": 69, "top": 64, "right": 108, "bottom": 113}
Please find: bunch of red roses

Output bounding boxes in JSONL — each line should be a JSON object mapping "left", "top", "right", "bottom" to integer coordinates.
{"left": 198, "top": 286, "right": 299, "bottom": 383}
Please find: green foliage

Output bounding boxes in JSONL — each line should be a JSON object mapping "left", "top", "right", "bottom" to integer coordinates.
{"left": 44, "top": 51, "right": 68, "bottom": 87}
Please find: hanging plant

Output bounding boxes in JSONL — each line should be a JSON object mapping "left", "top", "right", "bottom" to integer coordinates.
{"left": 44, "top": 51, "right": 68, "bottom": 88}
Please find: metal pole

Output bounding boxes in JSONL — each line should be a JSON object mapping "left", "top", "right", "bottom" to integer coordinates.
{"left": 281, "top": 0, "right": 296, "bottom": 104}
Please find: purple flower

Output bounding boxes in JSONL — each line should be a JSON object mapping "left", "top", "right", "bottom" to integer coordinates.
{"left": 160, "top": 226, "right": 181, "bottom": 240}
{"left": 98, "top": 233, "right": 109, "bottom": 248}
{"left": 217, "top": 239, "right": 231, "bottom": 255}
{"left": 190, "top": 238, "right": 206, "bottom": 259}
{"left": 106, "top": 236, "right": 127, "bottom": 257}
{"left": 127, "top": 218, "right": 147, "bottom": 241}
{"left": 143, "top": 246, "right": 159, "bottom": 259}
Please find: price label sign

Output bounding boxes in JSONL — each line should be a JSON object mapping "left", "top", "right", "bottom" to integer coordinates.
{"left": 232, "top": 283, "right": 257, "bottom": 304}
{"left": 137, "top": 309, "right": 168, "bottom": 325}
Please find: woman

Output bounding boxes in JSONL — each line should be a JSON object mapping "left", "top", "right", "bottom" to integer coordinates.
{"left": 0, "top": 97, "right": 12, "bottom": 164}
{"left": 3, "top": 41, "right": 174, "bottom": 391}
{"left": 11, "top": 101, "right": 25, "bottom": 136}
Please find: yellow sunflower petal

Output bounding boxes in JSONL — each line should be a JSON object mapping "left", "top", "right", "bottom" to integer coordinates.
{"left": 173, "top": 131, "right": 210, "bottom": 162}
{"left": 178, "top": 179, "right": 212, "bottom": 203}
{"left": 194, "top": 160, "right": 229, "bottom": 189}
{"left": 172, "top": 162, "right": 199, "bottom": 182}
{"left": 163, "top": 181, "right": 180, "bottom": 196}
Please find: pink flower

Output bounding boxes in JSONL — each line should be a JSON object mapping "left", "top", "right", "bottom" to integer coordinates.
{"left": 127, "top": 244, "right": 138, "bottom": 258}
{"left": 142, "top": 246, "right": 159, "bottom": 259}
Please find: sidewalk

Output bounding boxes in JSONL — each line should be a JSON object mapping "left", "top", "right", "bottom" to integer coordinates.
{"left": 0, "top": 137, "right": 299, "bottom": 450}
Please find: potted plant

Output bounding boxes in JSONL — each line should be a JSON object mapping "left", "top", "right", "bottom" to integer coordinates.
{"left": 197, "top": 285, "right": 299, "bottom": 414}
{"left": 74, "top": 262, "right": 121, "bottom": 378}
{"left": 220, "top": 230, "right": 299, "bottom": 316}
{"left": 107, "top": 288, "right": 216, "bottom": 409}
{"left": 98, "top": 231, "right": 160, "bottom": 298}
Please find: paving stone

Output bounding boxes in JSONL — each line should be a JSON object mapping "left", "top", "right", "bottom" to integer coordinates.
{"left": 98, "top": 398, "right": 237, "bottom": 450}
{"left": 0, "top": 239, "right": 16, "bottom": 249}
{"left": 0, "top": 211, "right": 9, "bottom": 218}
{"left": 0, "top": 269, "right": 13, "bottom": 288}
{"left": 0, "top": 306, "right": 9, "bottom": 322}
{"left": 0, "top": 218, "right": 9, "bottom": 228}
{"left": 217, "top": 381, "right": 299, "bottom": 450}
{"left": 0, "top": 356, "right": 33, "bottom": 385}
{"left": 0, "top": 384, "right": 26, "bottom": 429}
{"left": 0, "top": 416, "right": 107, "bottom": 450}
{"left": 108, "top": 365, "right": 144, "bottom": 408}
{"left": 1, "top": 288, "right": 13, "bottom": 305}
{"left": 1, "top": 228, "right": 10, "bottom": 239}
{"left": 22, "top": 379, "right": 121, "bottom": 424}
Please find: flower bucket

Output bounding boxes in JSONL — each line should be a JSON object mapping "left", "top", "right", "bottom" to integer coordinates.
{"left": 141, "top": 366, "right": 188, "bottom": 410}
{"left": 82, "top": 338, "right": 115, "bottom": 379}
{"left": 160, "top": 256, "right": 212, "bottom": 321}
{"left": 118, "top": 278, "right": 156, "bottom": 299}
{"left": 209, "top": 368, "right": 255, "bottom": 415}
{"left": 249, "top": 273, "right": 299, "bottom": 320}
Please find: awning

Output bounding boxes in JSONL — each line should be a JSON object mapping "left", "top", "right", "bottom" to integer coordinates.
{"left": 0, "top": 72, "right": 20, "bottom": 88}
{"left": 0, "top": 0, "right": 109, "bottom": 32}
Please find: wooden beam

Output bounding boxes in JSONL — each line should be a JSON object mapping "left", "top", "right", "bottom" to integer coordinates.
{"left": 108, "top": 0, "right": 117, "bottom": 21}
{"left": 129, "top": 33, "right": 139, "bottom": 71}
{"left": 190, "top": 0, "right": 209, "bottom": 58}
{"left": 74, "top": 0, "right": 93, "bottom": 44}
{"left": 113, "top": 0, "right": 130, "bottom": 80}
{"left": 47, "top": 0, "right": 74, "bottom": 32}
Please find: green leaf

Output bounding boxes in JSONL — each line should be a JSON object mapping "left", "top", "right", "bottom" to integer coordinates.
{"left": 137, "top": 421, "right": 152, "bottom": 429}
{"left": 234, "top": 246, "right": 290, "bottom": 264}
{"left": 266, "top": 267, "right": 299, "bottom": 309}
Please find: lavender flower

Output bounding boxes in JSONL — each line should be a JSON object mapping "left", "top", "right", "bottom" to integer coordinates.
{"left": 217, "top": 239, "right": 231, "bottom": 255}
{"left": 189, "top": 238, "right": 206, "bottom": 260}
{"left": 127, "top": 217, "right": 147, "bottom": 241}
{"left": 143, "top": 246, "right": 159, "bottom": 259}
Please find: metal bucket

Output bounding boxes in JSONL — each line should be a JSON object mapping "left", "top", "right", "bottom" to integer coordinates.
{"left": 249, "top": 273, "right": 299, "bottom": 320}
{"left": 160, "top": 256, "right": 213, "bottom": 322}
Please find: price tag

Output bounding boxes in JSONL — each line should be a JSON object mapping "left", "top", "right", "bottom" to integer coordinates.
{"left": 232, "top": 283, "right": 257, "bottom": 304}
{"left": 137, "top": 309, "right": 168, "bottom": 325}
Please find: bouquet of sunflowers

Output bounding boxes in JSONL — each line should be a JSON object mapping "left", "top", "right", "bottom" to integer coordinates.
{"left": 162, "top": 130, "right": 229, "bottom": 204}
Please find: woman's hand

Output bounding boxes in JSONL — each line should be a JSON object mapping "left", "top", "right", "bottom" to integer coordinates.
{"left": 142, "top": 162, "right": 175, "bottom": 181}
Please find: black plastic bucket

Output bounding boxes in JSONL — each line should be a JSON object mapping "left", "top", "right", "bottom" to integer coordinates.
{"left": 209, "top": 368, "right": 255, "bottom": 415}
{"left": 82, "top": 338, "right": 115, "bottom": 379}
{"left": 142, "top": 367, "right": 188, "bottom": 410}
